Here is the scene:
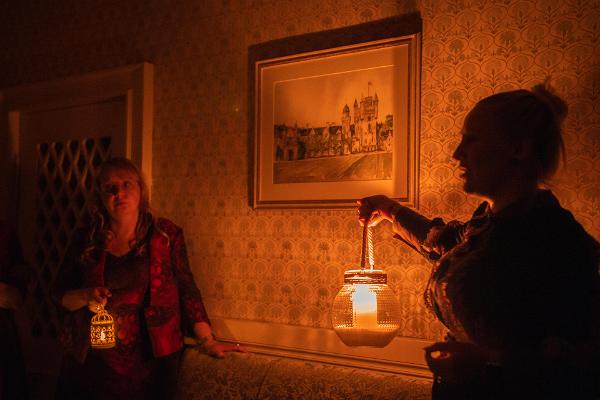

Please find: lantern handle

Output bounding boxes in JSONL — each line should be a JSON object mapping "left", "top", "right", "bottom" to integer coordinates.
{"left": 360, "top": 223, "right": 375, "bottom": 271}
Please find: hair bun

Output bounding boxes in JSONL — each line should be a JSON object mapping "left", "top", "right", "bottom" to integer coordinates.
{"left": 531, "top": 82, "right": 568, "bottom": 126}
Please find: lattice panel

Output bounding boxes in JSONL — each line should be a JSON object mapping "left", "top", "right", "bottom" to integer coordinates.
{"left": 29, "top": 136, "right": 111, "bottom": 337}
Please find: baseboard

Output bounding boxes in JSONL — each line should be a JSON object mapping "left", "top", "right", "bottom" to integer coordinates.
{"left": 186, "top": 317, "right": 433, "bottom": 379}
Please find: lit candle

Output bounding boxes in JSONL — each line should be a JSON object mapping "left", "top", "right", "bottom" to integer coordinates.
{"left": 100, "top": 330, "right": 106, "bottom": 341}
{"left": 352, "top": 284, "right": 377, "bottom": 329}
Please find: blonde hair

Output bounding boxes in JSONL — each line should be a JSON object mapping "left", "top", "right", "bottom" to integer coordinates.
{"left": 82, "top": 157, "right": 164, "bottom": 262}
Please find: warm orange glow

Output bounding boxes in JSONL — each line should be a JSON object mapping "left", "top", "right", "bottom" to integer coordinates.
{"left": 90, "top": 305, "right": 116, "bottom": 349}
{"left": 351, "top": 284, "right": 378, "bottom": 329}
{"left": 332, "top": 270, "right": 401, "bottom": 348}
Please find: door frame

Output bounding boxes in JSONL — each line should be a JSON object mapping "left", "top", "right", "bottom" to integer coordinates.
{"left": 0, "top": 62, "right": 154, "bottom": 224}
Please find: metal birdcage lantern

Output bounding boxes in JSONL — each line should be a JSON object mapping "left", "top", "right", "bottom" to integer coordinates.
{"left": 90, "top": 303, "right": 116, "bottom": 349}
{"left": 332, "top": 224, "right": 401, "bottom": 347}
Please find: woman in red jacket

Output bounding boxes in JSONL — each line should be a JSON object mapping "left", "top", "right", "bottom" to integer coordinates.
{"left": 55, "top": 157, "right": 242, "bottom": 399}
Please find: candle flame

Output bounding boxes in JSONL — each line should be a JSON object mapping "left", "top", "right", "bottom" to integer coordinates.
{"left": 351, "top": 284, "right": 377, "bottom": 329}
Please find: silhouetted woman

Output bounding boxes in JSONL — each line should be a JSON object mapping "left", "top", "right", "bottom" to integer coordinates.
{"left": 358, "top": 84, "right": 599, "bottom": 399}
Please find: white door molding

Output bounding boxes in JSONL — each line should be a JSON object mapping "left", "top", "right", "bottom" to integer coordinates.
{"left": 0, "top": 63, "right": 153, "bottom": 380}
{"left": 0, "top": 62, "right": 154, "bottom": 222}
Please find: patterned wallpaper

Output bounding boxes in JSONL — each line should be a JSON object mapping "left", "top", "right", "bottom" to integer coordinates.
{"left": 1, "top": 0, "right": 598, "bottom": 341}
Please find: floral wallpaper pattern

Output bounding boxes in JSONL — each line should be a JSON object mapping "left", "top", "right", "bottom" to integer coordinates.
{"left": 1, "top": 0, "right": 598, "bottom": 342}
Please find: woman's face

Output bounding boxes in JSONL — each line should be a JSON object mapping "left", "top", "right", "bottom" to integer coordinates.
{"left": 452, "top": 107, "right": 514, "bottom": 199}
{"left": 100, "top": 168, "right": 141, "bottom": 222}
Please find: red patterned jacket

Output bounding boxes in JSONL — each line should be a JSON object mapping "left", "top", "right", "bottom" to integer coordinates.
{"left": 55, "top": 218, "right": 210, "bottom": 362}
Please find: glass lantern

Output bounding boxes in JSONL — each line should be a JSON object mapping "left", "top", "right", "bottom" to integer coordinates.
{"left": 90, "top": 304, "right": 116, "bottom": 349}
{"left": 332, "top": 225, "right": 401, "bottom": 347}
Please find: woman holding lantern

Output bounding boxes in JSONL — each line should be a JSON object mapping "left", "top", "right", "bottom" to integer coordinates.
{"left": 54, "top": 157, "right": 243, "bottom": 399}
{"left": 358, "top": 83, "right": 599, "bottom": 399}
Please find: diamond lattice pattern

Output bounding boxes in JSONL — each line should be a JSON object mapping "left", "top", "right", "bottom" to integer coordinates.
{"left": 29, "top": 136, "right": 111, "bottom": 337}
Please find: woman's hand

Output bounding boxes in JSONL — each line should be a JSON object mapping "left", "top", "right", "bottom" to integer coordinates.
{"left": 357, "top": 195, "right": 398, "bottom": 226}
{"left": 87, "top": 287, "right": 112, "bottom": 313}
{"left": 202, "top": 338, "right": 247, "bottom": 359}
{"left": 424, "top": 341, "right": 490, "bottom": 384}
{"left": 61, "top": 286, "right": 111, "bottom": 312}
{"left": 193, "top": 321, "right": 246, "bottom": 358}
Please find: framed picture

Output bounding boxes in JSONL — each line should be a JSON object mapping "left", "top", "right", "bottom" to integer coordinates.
{"left": 249, "top": 14, "right": 421, "bottom": 208}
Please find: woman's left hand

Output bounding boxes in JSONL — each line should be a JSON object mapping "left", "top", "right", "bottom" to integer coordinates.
{"left": 424, "top": 341, "right": 490, "bottom": 384}
{"left": 193, "top": 322, "right": 247, "bottom": 358}
{"left": 202, "top": 340, "right": 247, "bottom": 359}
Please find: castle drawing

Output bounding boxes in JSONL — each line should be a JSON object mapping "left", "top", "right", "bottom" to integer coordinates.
{"left": 274, "top": 85, "right": 393, "bottom": 162}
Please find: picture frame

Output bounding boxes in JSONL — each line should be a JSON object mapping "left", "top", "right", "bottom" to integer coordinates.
{"left": 249, "top": 14, "right": 422, "bottom": 209}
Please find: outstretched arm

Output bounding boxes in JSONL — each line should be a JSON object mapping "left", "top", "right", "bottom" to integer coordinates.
{"left": 357, "top": 195, "right": 447, "bottom": 256}
{"left": 171, "top": 226, "right": 245, "bottom": 357}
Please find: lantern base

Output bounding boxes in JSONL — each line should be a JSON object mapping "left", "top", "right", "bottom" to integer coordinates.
{"left": 91, "top": 342, "right": 116, "bottom": 349}
{"left": 333, "top": 327, "right": 398, "bottom": 348}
